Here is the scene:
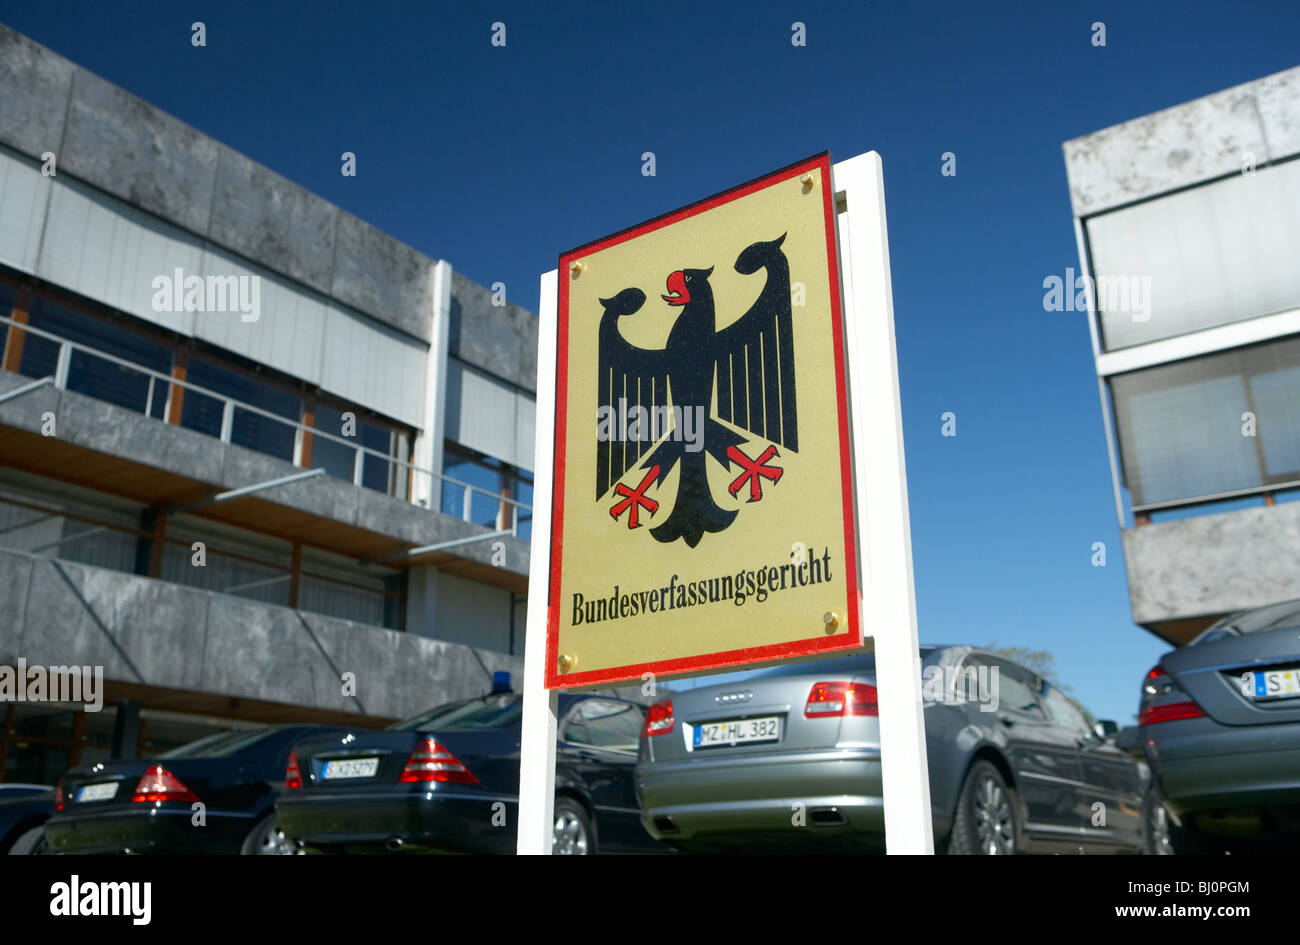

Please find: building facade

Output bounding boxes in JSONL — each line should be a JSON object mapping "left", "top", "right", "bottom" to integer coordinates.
{"left": 0, "top": 25, "right": 537, "bottom": 782}
{"left": 1063, "top": 65, "right": 1300, "bottom": 644}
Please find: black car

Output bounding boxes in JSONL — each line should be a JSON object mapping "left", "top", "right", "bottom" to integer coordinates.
{"left": 45, "top": 725, "right": 343, "bottom": 854}
{"left": 277, "top": 691, "right": 666, "bottom": 854}
{"left": 0, "top": 784, "right": 56, "bottom": 854}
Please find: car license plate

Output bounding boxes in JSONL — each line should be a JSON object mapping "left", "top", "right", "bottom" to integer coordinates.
{"left": 1242, "top": 667, "right": 1300, "bottom": 700}
{"left": 322, "top": 757, "right": 380, "bottom": 779}
{"left": 77, "top": 782, "right": 119, "bottom": 803}
{"left": 693, "top": 716, "right": 781, "bottom": 748}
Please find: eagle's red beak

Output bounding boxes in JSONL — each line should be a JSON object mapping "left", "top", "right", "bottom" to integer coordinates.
{"left": 662, "top": 270, "right": 689, "bottom": 306}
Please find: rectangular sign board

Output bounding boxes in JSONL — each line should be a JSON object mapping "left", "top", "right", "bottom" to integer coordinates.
{"left": 546, "top": 153, "right": 863, "bottom": 688}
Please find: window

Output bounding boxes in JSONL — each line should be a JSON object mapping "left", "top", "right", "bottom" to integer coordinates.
{"left": 390, "top": 693, "right": 523, "bottom": 732}
{"left": 567, "top": 700, "right": 643, "bottom": 751}
{"left": 183, "top": 357, "right": 300, "bottom": 462}
{"left": 1041, "top": 685, "right": 1092, "bottom": 739}
{"left": 311, "top": 402, "right": 410, "bottom": 496}
{"left": 19, "top": 298, "right": 172, "bottom": 419}
{"left": 1087, "top": 157, "right": 1300, "bottom": 351}
{"left": 975, "top": 657, "right": 1044, "bottom": 718}
{"left": 442, "top": 443, "right": 532, "bottom": 535}
{"left": 1112, "top": 336, "right": 1300, "bottom": 508}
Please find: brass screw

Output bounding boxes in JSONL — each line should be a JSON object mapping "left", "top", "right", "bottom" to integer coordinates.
{"left": 569, "top": 260, "right": 584, "bottom": 276}
{"left": 823, "top": 611, "right": 839, "bottom": 632}
{"left": 557, "top": 652, "right": 575, "bottom": 672}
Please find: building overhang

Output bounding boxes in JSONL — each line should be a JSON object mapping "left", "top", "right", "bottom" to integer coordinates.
{"left": 0, "top": 371, "right": 529, "bottom": 592}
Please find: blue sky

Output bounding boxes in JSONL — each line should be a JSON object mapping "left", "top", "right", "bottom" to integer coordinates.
{"left": 6, "top": 1, "right": 1299, "bottom": 723}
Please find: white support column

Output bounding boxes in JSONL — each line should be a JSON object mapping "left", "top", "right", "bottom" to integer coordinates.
{"left": 413, "top": 260, "right": 454, "bottom": 510}
{"left": 834, "top": 151, "right": 934, "bottom": 854}
{"left": 516, "top": 269, "right": 560, "bottom": 855}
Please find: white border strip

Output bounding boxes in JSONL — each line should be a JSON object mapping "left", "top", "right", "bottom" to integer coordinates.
{"left": 1096, "top": 306, "right": 1300, "bottom": 376}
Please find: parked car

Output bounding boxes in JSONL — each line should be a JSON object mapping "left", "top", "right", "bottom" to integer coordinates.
{"left": 1138, "top": 598, "right": 1300, "bottom": 854}
{"left": 44, "top": 725, "right": 343, "bottom": 854}
{"left": 636, "top": 645, "right": 1147, "bottom": 853}
{"left": 0, "top": 784, "right": 55, "bottom": 854}
{"left": 277, "top": 689, "right": 666, "bottom": 854}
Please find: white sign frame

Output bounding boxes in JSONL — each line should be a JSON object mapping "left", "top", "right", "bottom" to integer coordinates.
{"left": 517, "top": 150, "right": 932, "bottom": 855}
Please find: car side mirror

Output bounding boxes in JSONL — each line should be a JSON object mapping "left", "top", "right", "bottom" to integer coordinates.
{"left": 1094, "top": 719, "right": 1120, "bottom": 741}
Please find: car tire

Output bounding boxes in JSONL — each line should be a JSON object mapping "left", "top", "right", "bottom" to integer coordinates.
{"left": 552, "top": 798, "right": 595, "bottom": 855}
{"left": 240, "top": 813, "right": 300, "bottom": 855}
{"left": 1142, "top": 781, "right": 1216, "bottom": 855}
{"left": 8, "top": 824, "right": 50, "bottom": 855}
{"left": 948, "top": 760, "right": 1020, "bottom": 855}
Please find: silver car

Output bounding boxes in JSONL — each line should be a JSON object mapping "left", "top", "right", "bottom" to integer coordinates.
{"left": 1140, "top": 598, "right": 1300, "bottom": 854}
{"left": 636, "top": 645, "right": 1146, "bottom": 853}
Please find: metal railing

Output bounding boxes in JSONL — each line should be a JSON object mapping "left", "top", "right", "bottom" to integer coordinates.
{"left": 0, "top": 314, "right": 530, "bottom": 536}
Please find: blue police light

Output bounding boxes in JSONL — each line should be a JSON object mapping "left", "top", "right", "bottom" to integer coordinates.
{"left": 492, "top": 671, "right": 512, "bottom": 693}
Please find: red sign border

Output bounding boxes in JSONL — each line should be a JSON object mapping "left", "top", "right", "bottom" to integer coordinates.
{"left": 547, "top": 151, "right": 861, "bottom": 689}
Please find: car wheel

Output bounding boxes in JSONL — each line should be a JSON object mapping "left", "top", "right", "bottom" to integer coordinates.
{"left": 1142, "top": 781, "right": 1218, "bottom": 854}
{"left": 240, "top": 813, "right": 301, "bottom": 855}
{"left": 7, "top": 824, "right": 49, "bottom": 855}
{"left": 552, "top": 798, "right": 595, "bottom": 855}
{"left": 949, "top": 760, "right": 1019, "bottom": 855}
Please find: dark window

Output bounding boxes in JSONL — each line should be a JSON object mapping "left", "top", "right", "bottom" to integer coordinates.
{"left": 158, "top": 728, "right": 272, "bottom": 759}
{"left": 19, "top": 300, "right": 172, "bottom": 419}
{"left": 389, "top": 693, "right": 523, "bottom": 732}
{"left": 311, "top": 403, "right": 359, "bottom": 483}
{"left": 182, "top": 357, "right": 300, "bottom": 462}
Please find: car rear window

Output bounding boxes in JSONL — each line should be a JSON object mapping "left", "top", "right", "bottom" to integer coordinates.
{"left": 158, "top": 728, "right": 273, "bottom": 759}
{"left": 738, "top": 646, "right": 937, "bottom": 681}
{"left": 389, "top": 693, "right": 523, "bottom": 732}
{"left": 1195, "top": 599, "right": 1300, "bottom": 644}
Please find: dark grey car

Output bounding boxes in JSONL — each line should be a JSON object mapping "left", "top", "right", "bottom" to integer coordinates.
{"left": 1139, "top": 599, "right": 1300, "bottom": 854}
{"left": 635, "top": 645, "right": 1146, "bottom": 853}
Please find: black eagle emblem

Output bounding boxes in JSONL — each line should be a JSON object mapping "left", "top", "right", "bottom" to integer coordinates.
{"left": 595, "top": 234, "right": 797, "bottom": 547}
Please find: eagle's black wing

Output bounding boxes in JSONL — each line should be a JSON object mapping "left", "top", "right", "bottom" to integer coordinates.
{"left": 712, "top": 234, "right": 797, "bottom": 452}
{"left": 596, "top": 288, "right": 670, "bottom": 500}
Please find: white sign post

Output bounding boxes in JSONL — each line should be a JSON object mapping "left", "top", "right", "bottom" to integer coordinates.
{"left": 518, "top": 151, "right": 932, "bottom": 855}
{"left": 834, "top": 151, "right": 933, "bottom": 854}
{"left": 517, "top": 268, "right": 560, "bottom": 855}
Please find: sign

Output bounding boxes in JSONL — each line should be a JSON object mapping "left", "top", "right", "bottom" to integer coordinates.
{"left": 546, "top": 153, "right": 862, "bottom": 688}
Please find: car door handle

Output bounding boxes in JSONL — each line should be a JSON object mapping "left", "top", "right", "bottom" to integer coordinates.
{"left": 996, "top": 713, "right": 1015, "bottom": 727}
{"left": 577, "top": 749, "right": 603, "bottom": 763}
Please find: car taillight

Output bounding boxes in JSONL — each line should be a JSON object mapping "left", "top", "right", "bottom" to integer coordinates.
{"left": 805, "top": 681, "right": 879, "bottom": 718}
{"left": 399, "top": 738, "right": 478, "bottom": 784}
{"left": 285, "top": 749, "right": 302, "bottom": 789}
{"left": 1139, "top": 665, "right": 1205, "bottom": 725}
{"left": 642, "top": 700, "right": 674, "bottom": 737}
{"left": 131, "top": 765, "right": 198, "bottom": 804}
{"left": 54, "top": 777, "right": 64, "bottom": 812}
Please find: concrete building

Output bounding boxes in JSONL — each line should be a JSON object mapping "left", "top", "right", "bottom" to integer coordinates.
{"left": 0, "top": 25, "right": 537, "bottom": 782}
{"left": 1063, "top": 64, "right": 1300, "bottom": 645}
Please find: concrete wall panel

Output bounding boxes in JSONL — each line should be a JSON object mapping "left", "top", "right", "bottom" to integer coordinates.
{"left": 1124, "top": 502, "right": 1300, "bottom": 625}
